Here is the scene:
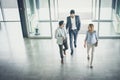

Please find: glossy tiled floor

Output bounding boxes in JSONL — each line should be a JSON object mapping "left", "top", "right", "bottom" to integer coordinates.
{"left": 0, "top": 22, "right": 120, "bottom": 80}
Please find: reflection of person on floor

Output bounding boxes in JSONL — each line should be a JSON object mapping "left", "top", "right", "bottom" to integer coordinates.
{"left": 84, "top": 24, "right": 98, "bottom": 68}
{"left": 66, "top": 9, "right": 81, "bottom": 55}
{"left": 55, "top": 20, "right": 68, "bottom": 64}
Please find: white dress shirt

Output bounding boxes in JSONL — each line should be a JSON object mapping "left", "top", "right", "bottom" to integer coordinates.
{"left": 71, "top": 17, "right": 76, "bottom": 30}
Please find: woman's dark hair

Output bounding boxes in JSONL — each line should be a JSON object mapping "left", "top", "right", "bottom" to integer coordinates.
{"left": 59, "top": 20, "right": 64, "bottom": 26}
{"left": 70, "top": 9, "right": 75, "bottom": 14}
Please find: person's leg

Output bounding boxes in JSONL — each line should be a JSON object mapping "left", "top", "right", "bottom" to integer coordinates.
{"left": 87, "top": 44, "right": 90, "bottom": 61}
{"left": 90, "top": 45, "right": 95, "bottom": 68}
{"left": 63, "top": 39, "right": 68, "bottom": 55}
{"left": 73, "top": 29, "right": 78, "bottom": 48}
{"left": 69, "top": 30, "right": 73, "bottom": 55}
{"left": 59, "top": 45, "right": 63, "bottom": 63}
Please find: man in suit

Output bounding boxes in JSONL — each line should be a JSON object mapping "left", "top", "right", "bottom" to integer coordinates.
{"left": 66, "top": 9, "right": 81, "bottom": 55}
{"left": 55, "top": 20, "right": 68, "bottom": 64}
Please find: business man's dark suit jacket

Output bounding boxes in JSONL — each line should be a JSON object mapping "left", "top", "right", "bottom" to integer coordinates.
{"left": 66, "top": 15, "right": 81, "bottom": 32}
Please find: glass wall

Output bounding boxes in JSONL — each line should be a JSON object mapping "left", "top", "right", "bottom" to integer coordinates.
{"left": 112, "top": 0, "right": 120, "bottom": 34}
{"left": 100, "top": 0, "right": 112, "bottom": 20}
{"left": 116, "top": 0, "right": 120, "bottom": 18}
{"left": 24, "top": 0, "right": 58, "bottom": 38}
{"left": 0, "top": 4, "right": 3, "bottom": 21}
{"left": 0, "top": 0, "right": 24, "bottom": 52}
{"left": 92, "top": 0, "right": 99, "bottom": 20}
{"left": 50, "top": 0, "right": 58, "bottom": 21}
{"left": 0, "top": 0, "right": 20, "bottom": 21}
{"left": 38, "top": 0, "right": 50, "bottom": 20}
{"left": 0, "top": 0, "right": 23, "bottom": 38}
{"left": 58, "top": 0, "right": 92, "bottom": 20}
{"left": 92, "top": 0, "right": 112, "bottom": 21}
{"left": 92, "top": 0, "right": 120, "bottom": 38}
{"left": 0, "top": 0, "right": 22, "bottom": 36}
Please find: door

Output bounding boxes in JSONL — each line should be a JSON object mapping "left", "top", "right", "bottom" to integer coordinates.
{"left": 24, "top": 0, "right": 53, "bottom": 39}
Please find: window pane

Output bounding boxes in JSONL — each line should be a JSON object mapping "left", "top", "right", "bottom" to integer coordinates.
{"left": 39, "top": 0, "right": 50, "bottom": 20}
{"left": 92, "top": 0, "right": 99, "bottom": 20}
{"left": 99, "top": 22, "right": 120, "bottom": 37}
{"left": 100, "top": 0, "right": 112, "bottom": 20}
{"left": 50, "top": 0, "right": 58, "bottom": 20}
{"left": 1, "top": 0, "right": 20, "bottom": 21}
{"left": 0, "top": 8, "right": 3, "bottom": 21}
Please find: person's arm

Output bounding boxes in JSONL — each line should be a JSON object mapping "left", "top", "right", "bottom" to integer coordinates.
{"left": 77, "top": 16, "right": 81, "bottom": 31}
{"left": 84, "top": 38, "right": 87, "bottom": 48}
{"left": 55, "top": 29, "right": 58, "bottom": 39}
{"left": 95, "top": 31, "right": 98, "bottom": 42}
{"left": 84, "top": 31, "right": 88, "bottom": 48}
{"left": 66, "top": 17, "right": 69, "bottom": 30}
{"left": 64, "top": 28, "right": 67, "bottom": 39}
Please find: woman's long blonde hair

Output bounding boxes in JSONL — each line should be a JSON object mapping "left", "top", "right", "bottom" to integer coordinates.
{"left": 88, "top": 24, "right": 94, "bottom": 32}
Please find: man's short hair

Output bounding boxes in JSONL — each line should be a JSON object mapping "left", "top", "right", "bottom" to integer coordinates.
{"left": 70, "top": 9, "right": 75, "bottom": 14}
{"left": 59, "top": 20, "right": 64, "bottom": 26}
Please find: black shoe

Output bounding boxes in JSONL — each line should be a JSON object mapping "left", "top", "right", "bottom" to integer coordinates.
{"left": 87, "top": 56, "right": 90, "bottom": 61}
{"left": 90, "top": 65, "right": 93, "bottom": 69}
{"left": 64, "top": 51, "right": 66, "bottom": 55}
{"left": 63, "top": 49, "right": 66, "bottom": 55}
{"left": 74, "top": 44, "right": 77, "bottom": 48}
{"left": 61, "top": 59, "right": 64, "bottom": 64}
{"left": 71, "top": 50, "right": 73, "bottom": 55}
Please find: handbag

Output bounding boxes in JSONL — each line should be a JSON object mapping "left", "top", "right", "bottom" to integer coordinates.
{"left": 95, "top": 41, "right": 98, "bottom": 47}
{"left": 94, "top": 31, "right": 98, "bottom": 47}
